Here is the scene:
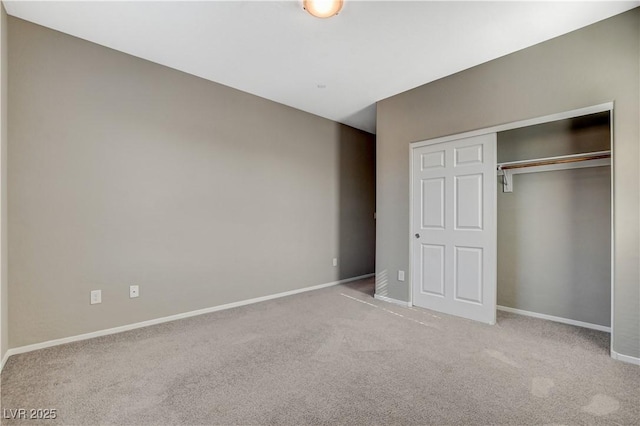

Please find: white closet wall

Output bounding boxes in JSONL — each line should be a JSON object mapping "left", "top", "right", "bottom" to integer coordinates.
{"left": 497, "top": 112, "right": 611, "bottom": 327}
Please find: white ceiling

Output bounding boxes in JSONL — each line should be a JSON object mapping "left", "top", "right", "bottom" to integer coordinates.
{"left": 4, "top": 1, "right": 638, "bottom": 133}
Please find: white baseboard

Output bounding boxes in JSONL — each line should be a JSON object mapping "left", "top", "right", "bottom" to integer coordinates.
{"left": 1, "top": 350, "right": 9, "bottom": 371}
{"left": 611, "top": 350, "right": 640, "bottom": 366}
{"left": 374, "top": 293, "right": 411, "bottom": 307}
{"left": 497, "top": 305, "right": 611, "bottom": 333}
{"left": 1, "top": 273, "right": 374, "bottom": 370}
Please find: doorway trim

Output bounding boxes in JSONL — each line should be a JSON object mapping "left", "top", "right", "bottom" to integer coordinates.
{"left": 409, "top": 102, "right": 615, "bottom": 355}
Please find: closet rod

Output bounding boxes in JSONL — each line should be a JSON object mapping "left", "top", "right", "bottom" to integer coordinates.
{"left": 497, "top": 150, "right": 611, "bottom": 171}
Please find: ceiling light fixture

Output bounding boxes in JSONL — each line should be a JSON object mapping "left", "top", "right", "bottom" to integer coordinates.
{"left": 303, "top": 0, "right": 343, "bottom": 19}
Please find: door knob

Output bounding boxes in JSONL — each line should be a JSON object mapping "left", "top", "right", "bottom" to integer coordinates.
{"left": 415, "top": 233, "right": 420, "bottom": 238}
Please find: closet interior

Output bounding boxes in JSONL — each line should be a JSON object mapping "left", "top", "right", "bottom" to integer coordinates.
{"left": 495, "top": 111, "right": 612, "bottom": 331}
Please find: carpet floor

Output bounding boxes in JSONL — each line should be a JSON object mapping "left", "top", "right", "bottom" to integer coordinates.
{"left": 1, "top": 277, "right": 638, "bottom": 425}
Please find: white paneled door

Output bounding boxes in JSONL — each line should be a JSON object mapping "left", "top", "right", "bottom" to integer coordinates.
{"left": 411, "top": 133, "right": 497, "bottom": 324}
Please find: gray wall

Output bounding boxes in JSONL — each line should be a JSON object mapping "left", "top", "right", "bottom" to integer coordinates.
{"left": 8, "top": 18, "right": 375, "bottom": 348}
{"left": 0, "top": 4, "right": 7, "bottom": 362}
{"left": 338, "top": 126, "right": 376, "bottom": 279}
{"left": 376, "top": 9, "right": 639, "bottom": 357}
{"left": 497, "top": 115, "right": 611, "bottom": 327}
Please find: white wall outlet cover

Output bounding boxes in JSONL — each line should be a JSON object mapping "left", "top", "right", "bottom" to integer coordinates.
{"left": 398, "top": 270, "right": 405, "bottom": 282}
{"left": 90, "top": 290, "right": 102, "bottom": 305}
{"left": 130, "top": 285, "right": 139, "bottom": 298}
{"left": 333, "top": 258, "right": 338, "bottom": 267}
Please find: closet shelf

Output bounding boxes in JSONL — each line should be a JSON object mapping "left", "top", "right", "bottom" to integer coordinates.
{"left": 496, "top": 150, "right": 611, "bottom": 193}
{"left": 497, "top": 150, "right": 611, "bottom": 171}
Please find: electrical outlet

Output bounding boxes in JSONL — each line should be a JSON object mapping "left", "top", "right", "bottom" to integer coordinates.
{"left": 333, "top": 258, "right": 338, "bottom": 267}
{"left": 130, "top": 285, "right": 139, "bottom": 298}
{"left": 398, "top": 270, "right": 405, "bottom": 282}
{"left": 90, "top": 290, "right": 102, "bottom": 305}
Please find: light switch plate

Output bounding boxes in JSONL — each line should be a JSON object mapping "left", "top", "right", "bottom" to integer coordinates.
{"left": 130, "top": 285, "right": 139, "bottom": 298}
{"left": 398, "top": 270, "right": 405, "bottom": 282}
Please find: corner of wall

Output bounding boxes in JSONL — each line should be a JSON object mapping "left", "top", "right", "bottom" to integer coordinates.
{"left": 0, "top": 1, "right": 9, "bottom": 369}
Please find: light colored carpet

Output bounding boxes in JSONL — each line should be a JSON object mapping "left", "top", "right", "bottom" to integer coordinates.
{"left": 1, "top": 277, "right": 638, "bottom": 425}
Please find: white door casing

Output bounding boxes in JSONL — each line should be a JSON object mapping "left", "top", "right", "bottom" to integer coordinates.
{"left": 411, "top": 133, "right": 497, "bottom": 324}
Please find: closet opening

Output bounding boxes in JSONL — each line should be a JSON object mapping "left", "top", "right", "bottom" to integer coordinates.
{"left": 495, "top": 111, "right": 612, "bottom": 342}
{"left": 410, "top": 103, "right": 615, "bottom": 357}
